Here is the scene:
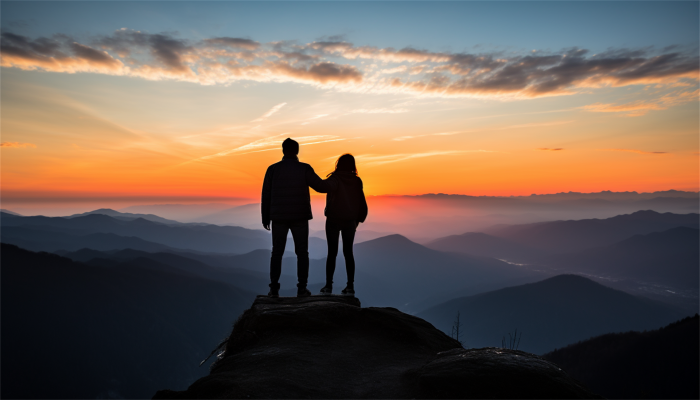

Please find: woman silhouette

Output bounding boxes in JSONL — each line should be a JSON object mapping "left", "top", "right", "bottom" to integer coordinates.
{"left": 320, "top": 154, "right": 368, "bottom": 296}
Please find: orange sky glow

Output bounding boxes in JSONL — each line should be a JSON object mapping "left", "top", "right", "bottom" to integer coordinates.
{"left": 1, "top": 2, "right": 698, "bottom": 209}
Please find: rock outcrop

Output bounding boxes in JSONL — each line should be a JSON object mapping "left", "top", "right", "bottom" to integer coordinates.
{"left": 154, "top": 296, "right": 599, "bottom": 399}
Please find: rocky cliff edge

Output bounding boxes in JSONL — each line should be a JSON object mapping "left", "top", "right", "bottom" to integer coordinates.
{"left": 154, "top": 295, "right": 599, "bottom": 399}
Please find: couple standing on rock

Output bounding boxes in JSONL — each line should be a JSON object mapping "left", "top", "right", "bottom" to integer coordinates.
{"left": 261, "top": 138, "right": 368, "bottom": 298}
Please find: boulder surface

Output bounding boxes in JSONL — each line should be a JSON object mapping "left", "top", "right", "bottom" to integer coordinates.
{"left": 154, "top": 295, "right": 599, "bottom": 399}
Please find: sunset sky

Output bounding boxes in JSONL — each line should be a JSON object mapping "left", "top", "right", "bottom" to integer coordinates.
{"left": 2, "top": 1, "right": 698, "bottom": 209}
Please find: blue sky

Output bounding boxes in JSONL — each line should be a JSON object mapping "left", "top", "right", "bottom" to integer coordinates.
{"left": 3, "top": 1, "right": 698, "bottom": 54}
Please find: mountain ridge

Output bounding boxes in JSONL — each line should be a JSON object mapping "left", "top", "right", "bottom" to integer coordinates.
{"left": 543, "top": 314, "right": 699, "bottom": 399}
{"left": 417, "top": 274, "right": 687, "bottom": 354}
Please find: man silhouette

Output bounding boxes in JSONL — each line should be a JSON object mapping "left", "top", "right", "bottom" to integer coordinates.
{"left": 261, "top": 138, "right": 330, "bottom": 297}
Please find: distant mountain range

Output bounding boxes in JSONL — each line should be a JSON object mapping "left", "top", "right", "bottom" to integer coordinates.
{"left": 541, "top": 226, "right": 699, "bottom": 289}
{"left": 1, "top": 243, "right": 258, "bottom": 399}
{"left": 482, "top": 210, "right": 698, "bottom": 253}
{"left": 417, "top": 190, "right": 699, "bottom": 201}
{"left": 416, "top": 274, "right": 687, "bottom": 355}
{"left": 4, "top": 208, "right": 696, "bottom": 310}
{"left": 66, "top": 208, "right": 182, "bottom": 225}
{"left": 56, "top": 247, "right": 271, "bottom": 291}
{"left": 0, "top": 208, "right": 22, "bottom": 216}
{"left": 1, "top": 211, "right": 271, "bottom": 254}
{"left": 2, "top": 225, "right": 176, "bottom": 253}
{"left": 334, "top": 234, "right": 545, "bottom": 311}
{"left": 426, "top": 213, "right": 699, "bottom": 296}
{"left": 425, "top": 232, "right": 542, "bottom": 261}
{"left": 192, "top": 203, "right": 262, "bottom": 227}
{"left": 119, "top": 203, "right": 243, "bottom": 222}
{"left": 52, "top": 233, "right": 545, "bottom": 312}
{"left": 544, "top": 314, "right": 699, "bottom": 399}
{"left": 2, "top": 204, "right": 695, "bottom": 399}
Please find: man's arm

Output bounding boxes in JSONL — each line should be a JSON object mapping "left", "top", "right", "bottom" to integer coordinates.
{"left": 261, "top": 165, "right": 275, "bottom": 230}
{"left": 306, "top": 166, "right": 337, "bottom": 193}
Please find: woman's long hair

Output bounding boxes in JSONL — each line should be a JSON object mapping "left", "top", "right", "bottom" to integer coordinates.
{"left": 327, "top": 153, "right": 358, "bottom": 177}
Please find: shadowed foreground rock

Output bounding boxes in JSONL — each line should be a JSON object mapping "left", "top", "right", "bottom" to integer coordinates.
{"left": 154, "top": 295, "right": 599, "bottom": 399}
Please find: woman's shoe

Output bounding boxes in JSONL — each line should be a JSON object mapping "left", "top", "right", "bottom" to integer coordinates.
{"left": 320, "top": 285, "right": 333, "bottom": 295}
{"left": 341, "top": 286, "right": 355, "bottom": 296}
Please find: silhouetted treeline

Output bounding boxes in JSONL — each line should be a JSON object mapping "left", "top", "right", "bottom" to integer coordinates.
{"left": 544, "top": 314, "right": 699, "bottom": 399}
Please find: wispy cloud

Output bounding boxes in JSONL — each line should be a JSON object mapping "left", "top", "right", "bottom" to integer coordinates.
{"left": 187, "top": 134, "right": 345, "bottom": 163}
{"left": 252, "top": 102, "right": 287, "bottom": 122}
{"left": 301, "top": 114, "right": 330, "bottom": 125}
{"left": 3, "top": 30, "right": 696, "bottom": 100}
{"left": 356, "top": 150, "right": 493, "bottom": 166}
{"left": 582, "top": 89, "right": 699, "bottom": 117}
{"left": 598, "top": 148, "right": 668, "bottom": 155}
{"left": 393, "top": 130, "right": 472, "bottom": 141}
{"left": 537, "top": 148, "right": 564, "bottom": 151}
{"left": 500, "top": 120, "right": 574, "bottom": 130}
{"left": 348, "top": 108, "right": 409, "bottom": 114}
{"left": 432, "top": 131, "right": 464, "bottom": 136}
{"left": 1, "top": 142, "right": 36, "bottom": 148}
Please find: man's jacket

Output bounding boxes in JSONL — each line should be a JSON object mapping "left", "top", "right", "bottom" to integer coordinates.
{"left": 324, "top": 171, "right": 368, "bottom": 223}
{"left": 261, "top": 156, "right": 330, "bottom": 224}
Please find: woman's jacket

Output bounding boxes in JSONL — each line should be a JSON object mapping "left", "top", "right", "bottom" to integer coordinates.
{"left": 323, "top": 171, "right": 368, "bottom": 223}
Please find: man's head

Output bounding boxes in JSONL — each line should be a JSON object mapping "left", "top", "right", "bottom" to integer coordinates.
{"left": 282, "top": 138, "right": 299, "bottom": 156}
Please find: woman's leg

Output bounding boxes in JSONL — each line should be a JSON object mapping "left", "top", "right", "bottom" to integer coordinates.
{"left": 325, "top": 219, "right": 340, "bottom": 287}
{"left": 340, "top": 222, "right": 356, "bottom": 287}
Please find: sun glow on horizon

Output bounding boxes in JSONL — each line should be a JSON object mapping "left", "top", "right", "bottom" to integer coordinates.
{"left": 1, "top": 2, "right": 698, "bottom": 207}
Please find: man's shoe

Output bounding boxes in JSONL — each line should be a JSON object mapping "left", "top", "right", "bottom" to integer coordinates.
{"left": 341, "top": 286, "right": 355, "bottom": 296}
{"left": 297, "top": 287, "right": 311, "bottom": 297}
{"left": 268, "top": 283, "right": 280, "bottom": 298}
{"left": 320, "top": 285, "right": 333, "bottom": 295}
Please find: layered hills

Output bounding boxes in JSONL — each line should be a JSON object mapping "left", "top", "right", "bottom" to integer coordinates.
{"left": 1, "top": 244, "right": 256, "bottom": 399}
{"left": 482, "top": 210, "right": 698, "bottom": 253}
{"left": 417, "top": 275, "right": 685, "bottom": 354}
{"left": 541, "top": 226, "right": 699, "bottom": 288}
{"left": 2, "top": 206, "right": 698, "bottom": 399}
{"left": 544, "top": 314, "right": 699, "bottom": 399}
{"left": 0, "top": 211, "right": 270, "bottom": 254}
{"left": 426, "top": 232, "right": 541, "bottom": 261}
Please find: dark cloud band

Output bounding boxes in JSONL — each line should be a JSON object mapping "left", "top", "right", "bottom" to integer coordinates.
{"left": 0, "top": 30, "right": 696, "bottom": 97}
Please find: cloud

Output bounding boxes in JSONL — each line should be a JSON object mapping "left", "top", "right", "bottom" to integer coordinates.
{"left": 355, "top": 150, "right": 493, "bottom": 166}
{"left": 598, "top": 148, "right": 668, "bottom": 155}
{"left": 582, "top": 89, "right": 699, "bottom": 116}
{"left": 252, "top": 102, "right": 287, "bottom": 122}
{"left": 537, "top": 148, "right": 564, "bottom": 151}
{"left": 432, "top": 131, "right": 464, "bottom": 136}
{"left": 0, "top": 142, "right": 36, "bottom": 148}
{"left": 348, "top": 108, "right": 409, "bottom": 114}
{"left": 392, "top": 136, "right": 418, "bottom": 141}
{"left": 1, "top": 32, "right": 124, "bottom": 73}
{"left": 386, "top": 48, "right": 698, "bottom": 98}
{"left": 188, "top": 134, "right": 345, "bottom": 163}
{"left": 217, "top": 61, "right": 362, "bottom": 86}
{"left": 393, "top": 130, "right": 472, "bottom": 141}
{"left": 500, "top": 120, "right": 574, "bottom": 129}
{"left": 2, "top": 29, "right": 697, "bottom": 101}
{"left": 301, "top": 114, "right": 330, "bottom": 125}
{"left": 311, "top": 41, "right": 451, "bottom": 63}
{"left": 202, "top": 37, "right": 260, "bottom": 50}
